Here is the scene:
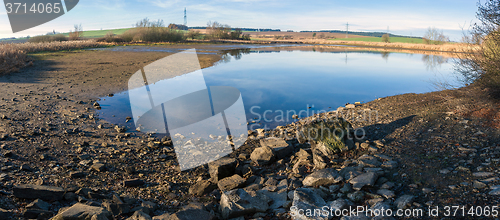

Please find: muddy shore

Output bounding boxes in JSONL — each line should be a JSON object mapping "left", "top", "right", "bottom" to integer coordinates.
{"left": 0, "top": 43, "right": 499, "bottom": 220}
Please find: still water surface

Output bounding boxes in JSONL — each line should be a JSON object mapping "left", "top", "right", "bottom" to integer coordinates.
{"left": 97, "top": 49, "right": 459, "bottom": 130}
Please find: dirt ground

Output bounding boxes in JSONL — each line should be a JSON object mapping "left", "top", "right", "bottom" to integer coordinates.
{"left": 1, "top": 43, "right": 500, "bottom": 219}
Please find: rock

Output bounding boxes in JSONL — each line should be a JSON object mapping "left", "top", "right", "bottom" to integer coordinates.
{"left": 168, "top": 208, "right": 215, "bottom": 220}
{"left": 489, "top": 188, "right": 500, "bottom": 195}
{"left": 473, "top": 172, "right": 494, "bottom": 178}
{"left": 329, "top": 184, "right": 340, "bottom": 193}
{"left": 218, "top": 174, "right": 246, "bottom": 191}
{"left": 189, "top": 180, "right": 217, "bottom": 196}
{"left": 51, "top": 203, "right": 112, "bottom": 220}
{"left": 26, "top": 199, "right": 50, "bottom": 210}
{"left": 13, "top": 184, "right": 64, "bottom": 201}
{"left": 0, "top": 208, "right": 11, "bottom": 220}
{"left": 152, "top": 213, "right": 171, "bottom": 220}
{"left": 357, "top": 155, "right": 382, "bottom": 168}
{"left": 258, "top": 179, "right": 288, "bottom": 209}
{"left": 292, "top": 115, "right": 299, "bottom": 119}
{"left": 329, "top": 199, "right": 352, "bottom": 212}
{"left": 311, "top": 146, "right": 329, "bottom": 169}
{"left": 394, "top": 195, "right": 414, "bottom": 209}
{"left": 127, "top": 211, "right": 152, "bottom": 220}
{"left": 70, "top": 171, "right": 86, "bottom": 178}
{"left": 349, "top": 172, "right": 378, "bottom": 190}
{"left": 20, "top": 164, "right": 34, "bottom": 171}
{"left": 250, "top": 146, "right": 275, "bottom": 165}
{"left": 381, "top": 161, "right": 398, "bottom": 169}
{"left": 303, "top": 168, "right": 343, "bottom": 187}
{"left": 376, "top": 189, "right": 395, "bottom": 199}
{"left": 208, "top": 157, "right": 237, "bottom": 182}
{"left": 103, "top": 202, "right": 130, "bottom": 216}
{"left": 220, "top": 188, "right": 269, "bottom": 219}
{"left": 260, "top": 137, "right": 293, "bottom": 159}
{"left": 473, "top": 180, "right": 487, "bottom": 189}
{"left": 340, "top": 183, "right": 352, "bottom": 194}
{"left": 290, "top": 188, "right": 327, "bottom": 220}
{"left": 347, "top": 191, "right": 364, "bottom": 203}
{"left": 23, "top": 209, "right": 53, "bottom": 219}
{"left": 123, "top": 179, "right": 145, "bottom": 187}
{"left": 91, "top": 163, "right": 106, "bottom": 172}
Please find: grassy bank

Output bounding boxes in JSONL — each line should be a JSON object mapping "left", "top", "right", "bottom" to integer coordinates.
{"left": 0, "top": 40, "right": 102, "bottom": 74}
{"left": 331, "top": 36, "right": 424, "bottom": 44}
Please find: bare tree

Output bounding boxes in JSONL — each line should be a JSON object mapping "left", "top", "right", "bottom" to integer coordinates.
{"left": 455, "top": 0, "right": 500, "bottom": 97}
{"left": 69, "top": 24, "right": 83, "bottom": 40}
{"left": 423, "top": 27, "right": 448, "bottom": 44}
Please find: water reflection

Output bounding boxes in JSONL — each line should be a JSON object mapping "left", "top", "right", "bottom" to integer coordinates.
{"left": 422, "top": 54, "right": 448, "bottom": 71}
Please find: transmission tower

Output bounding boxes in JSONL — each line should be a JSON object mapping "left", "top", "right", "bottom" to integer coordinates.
{"left": 184, "top": 8, "right": 187, "bottom": 26}
{"left": 346, "top": 22, "right": 349, "bottom": 38}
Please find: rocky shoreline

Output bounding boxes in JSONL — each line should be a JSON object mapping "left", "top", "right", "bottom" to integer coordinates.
{"left": 0, "top": 44, "right": 500, "bottom": 220}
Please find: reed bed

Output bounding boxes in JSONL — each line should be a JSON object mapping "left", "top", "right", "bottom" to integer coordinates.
{"left": 0, "top": 40, "right": 102, "bottom": 74}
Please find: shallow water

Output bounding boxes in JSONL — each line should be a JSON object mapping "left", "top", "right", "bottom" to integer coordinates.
{"left": 97, "top": 48, "right": 460, "bottom": 131}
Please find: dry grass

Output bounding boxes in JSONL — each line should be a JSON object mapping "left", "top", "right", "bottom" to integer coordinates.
{"left": 1, "top": 40, "right": 102, "bottom": 74}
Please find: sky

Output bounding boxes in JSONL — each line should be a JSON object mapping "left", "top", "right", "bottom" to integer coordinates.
{"left": 0, "top": 0, "right": 479, "bottom": 41}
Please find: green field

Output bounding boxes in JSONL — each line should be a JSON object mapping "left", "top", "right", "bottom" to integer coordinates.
{"left": 62, "top": 28, "right": 132, "bottom": 38}
{"left": 331, "top": 37, "right": 424, "bottom": 44}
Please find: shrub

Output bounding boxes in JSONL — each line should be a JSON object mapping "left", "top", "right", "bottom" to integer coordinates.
{"left": 119, "top": 18, "right": 186, "bottom": 42}
{"left": 28, "top": 34, "right": 68, "bottom": 43}
{"left": 381, "top": 34, "right": 390, "bottom": 43}
{"left": 185, "top": 30, "right": 201, "bottom": 40}
{"left": 1, "top": 40, "right": 101, "bottom": 75}
{"left": 455, "top": 0, "right": 500, "bottom": 97}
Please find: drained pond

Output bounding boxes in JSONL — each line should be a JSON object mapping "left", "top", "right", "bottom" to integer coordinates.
{"left": 96, "top": 47, "right": 460, "bottom": 131}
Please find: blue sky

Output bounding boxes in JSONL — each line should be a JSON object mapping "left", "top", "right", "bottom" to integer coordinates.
{"left": 0, "top": 0, "right": 478, "bottom": 40}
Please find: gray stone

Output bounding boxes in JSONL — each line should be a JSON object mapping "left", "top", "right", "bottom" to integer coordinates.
{"left": 0, "top": 208, "right": 11, "bottom": 220}
{"left": 13, "top": 184, "right": 65, "bottom": 201}
{"left": 127, "top": 211, "right": 152, "bottom": 220}
{"left": 260, "top": 137, "right": 293, "bottom": 159}
{"left": 91, "top": 163, "right": 106, "bottom": 172}
{"left": 349, "top": 172, "right": 378, "bottom": 190}
{"left": 208, "top": 157, "right": 237, "bottom": 182}
{"left": 152, "top": 213, "right": 171, "bottom": 220}
{"left": 357, "top": 155, "right": 382, "bottom": 168}
{"left": 102, "top": 202, "right": 130, "bottom": 216}
{"left": 329, "top": 199, "right": 351, "bottom": 212}
{"left": 218, "top": 174, "right": 246, "bottom": 191}
{"left": 220, "top": 188, "right": 269, "bottom": 219}
{"left": 258, "top": 189, "right": 287, "bottom": 210}
{"left": 303, "top": 168, "right": 343, "bottom": 187}
{"left": 123, "top": 179, "right": 145, "bottom": 187}
{"left": 23, "top": 209, "right": 53, "bottom": 219}
{"left": 329, "top": 185, "right": 340, "bottom": 193}
{"left": 473, "top": 172, "right": 494, "bottom": 178}
{"left": 168, "top": 208, "right": 215, "bottom": 220}
{"left": 376, "top": 189, "right": 395, "bottom": 199}
{"left": 340, "top": 166, "right": 361, "bottom": 181}
{"left": 51, "top": 203, "right": 112, "bottom": 220}
{"left": 340, "top": 183, "right": 352, "bottom": 193}
{"left": 26, "top": 199, "right": 50, "bottom": 210}
{"left": 250, "top": 146, "right": 275, "bottom": 165}
{"left": 394, "top": 195, "right": 414, "bottom": 209}
{"left": 189, "top": 179, "right": 217, "bottom": 196}
{"left": 473, "top": 181, "right": 487, "bottom": 189}
{"left": 381, "top": 161, "right": 398, "bottom": 169}
{"left": 347, "top": 191, "right": 364, "bottom": 203}
{"left": 291, "top": 188, "right": 327, "bottom": 220}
